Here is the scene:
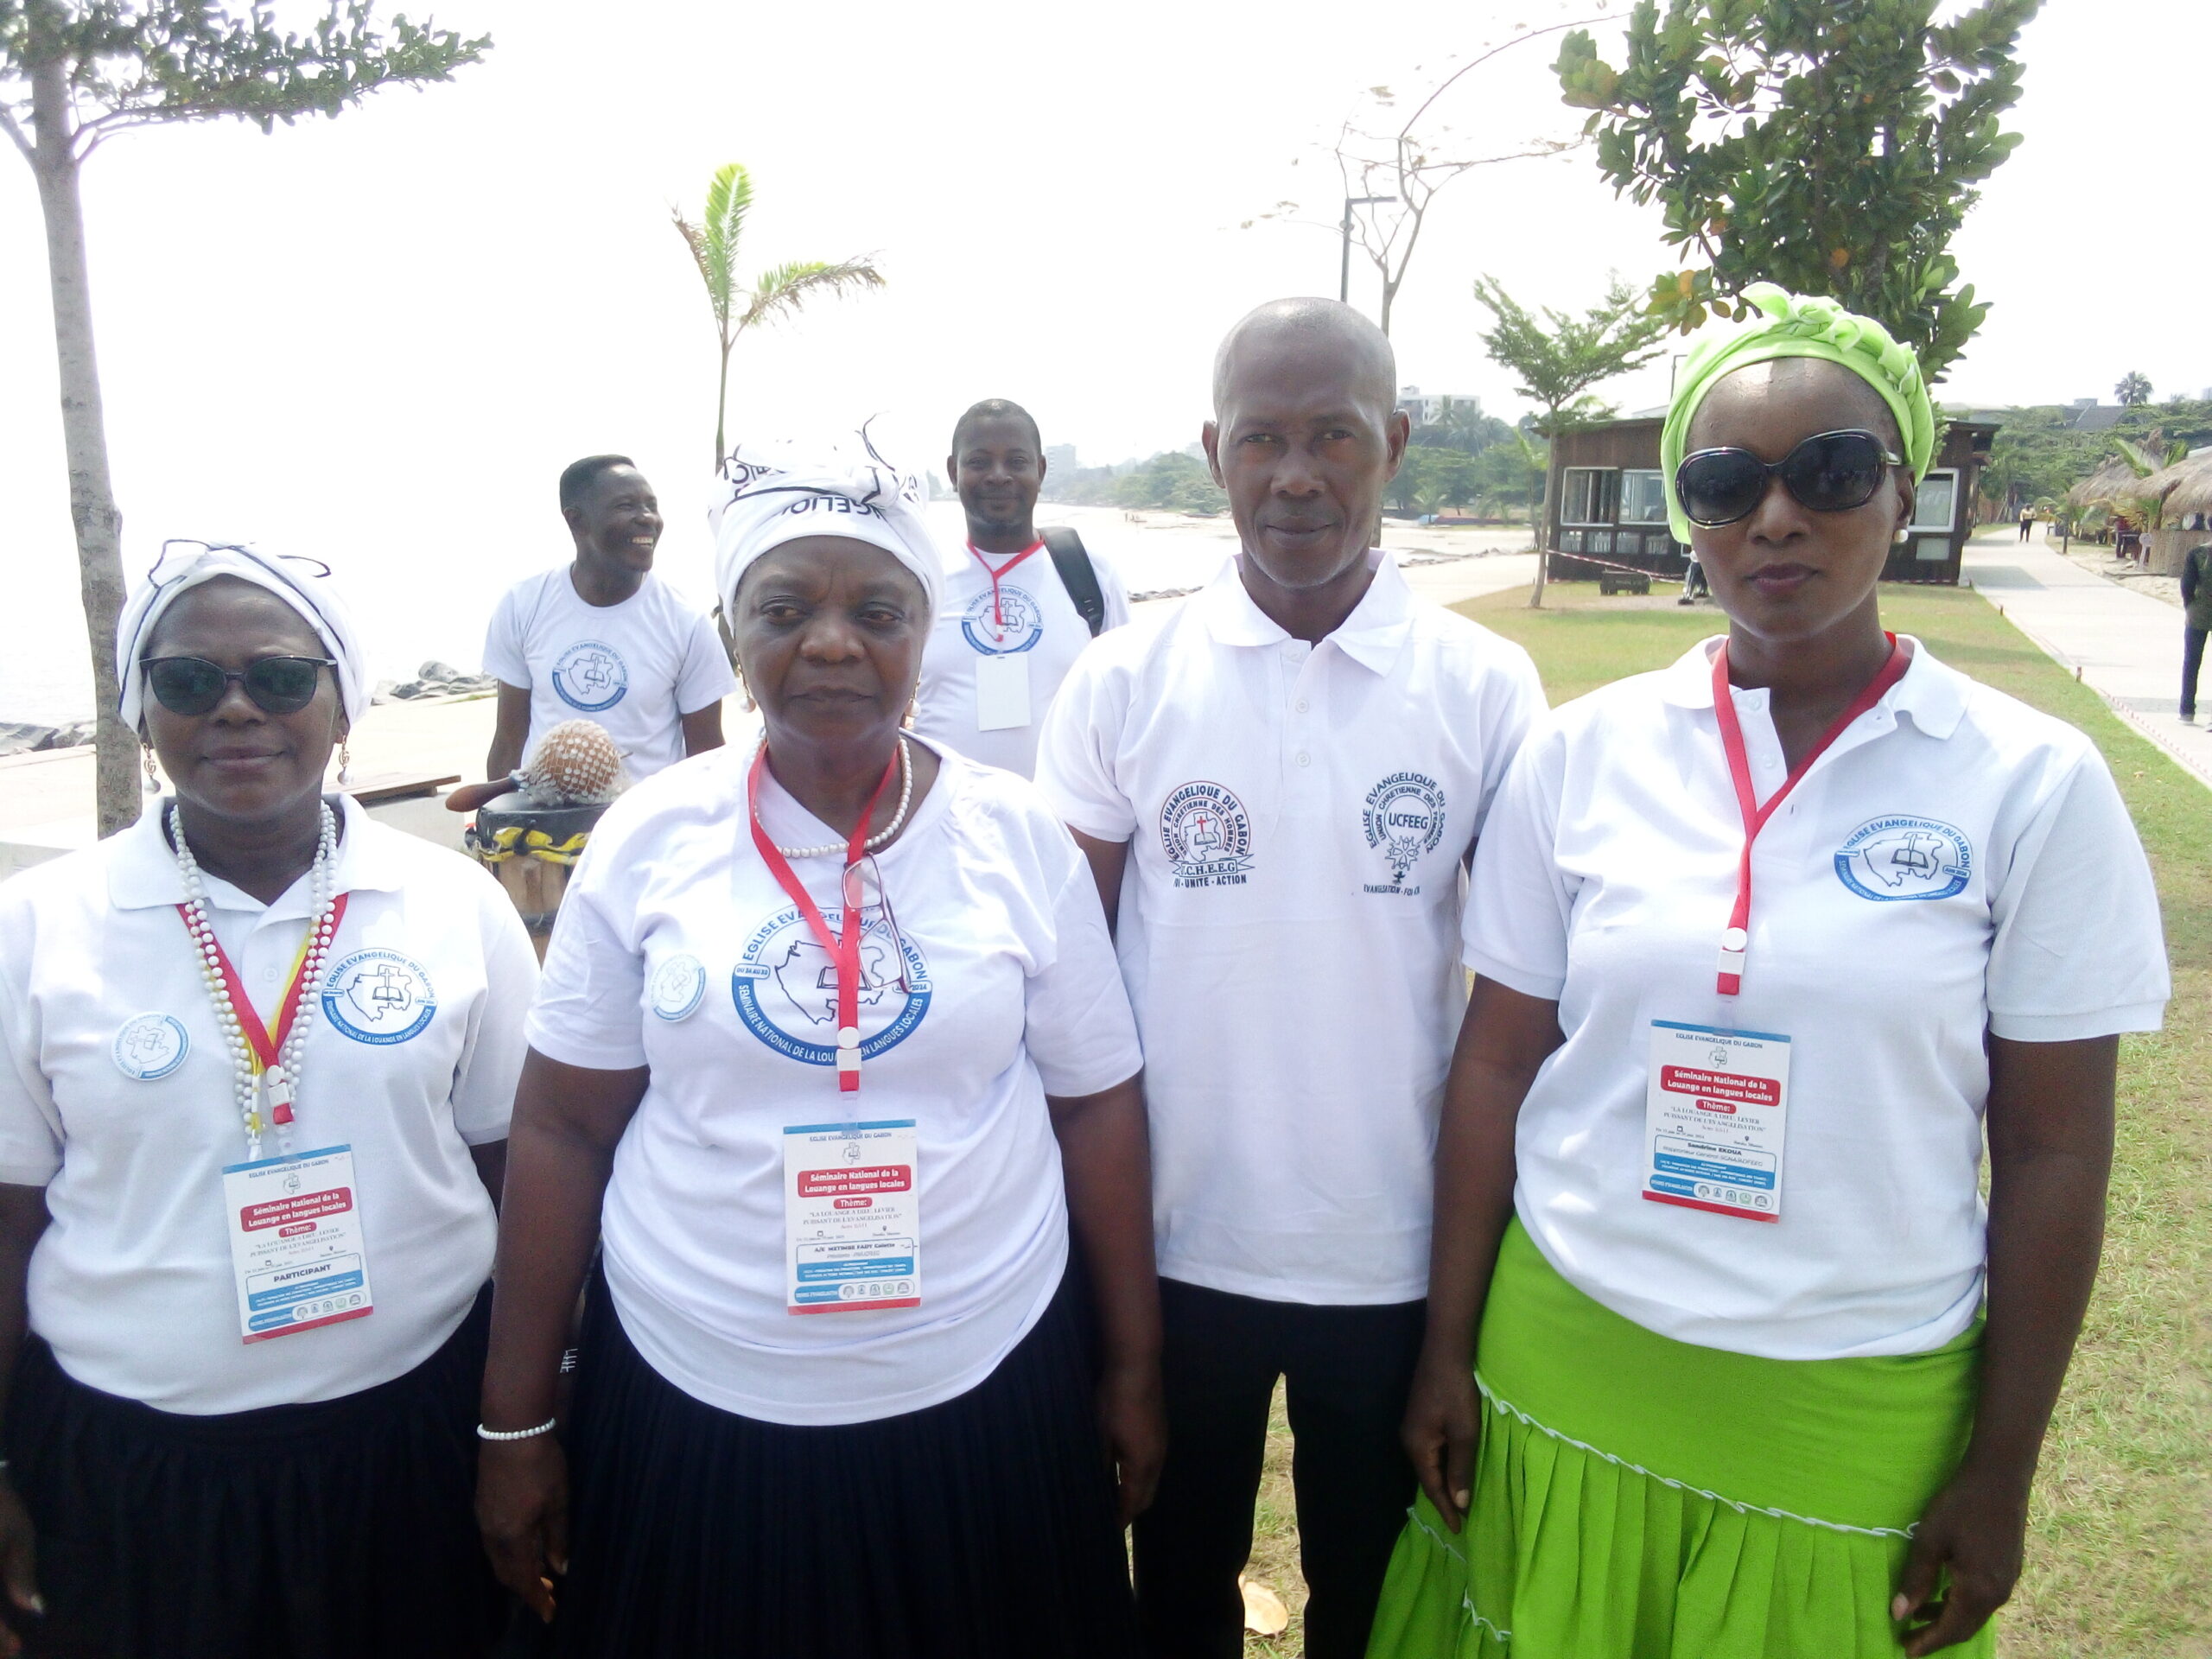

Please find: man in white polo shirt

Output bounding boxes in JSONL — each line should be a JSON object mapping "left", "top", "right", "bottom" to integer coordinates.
{"left": 1035, "top": 299, "right": 1543, "bottom": 1658}
{"left": 913, "top": 399, "right": 1131, "bottom": 776}
{"left": 483, "top": 454, "right": 736, "bottom": 781}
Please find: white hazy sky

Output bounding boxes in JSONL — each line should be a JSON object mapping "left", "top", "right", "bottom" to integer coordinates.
{"left": 3, "top": 0, "right": 2206, "bottom": 719}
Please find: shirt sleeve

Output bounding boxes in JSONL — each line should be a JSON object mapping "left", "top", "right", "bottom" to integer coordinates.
{"left": 448, "top": 874, "right": 539, "bottom": 1144}
{"left": 0, "top": 902, "right": 61, "bottom": 1187}
{"left": 1986, "top": 747, "right": 2169, "bottom": 1041}
{"left": 673, "top": 608, "right": 740, "bottom": 716}
{"left": 481, "top": 583, "right": 529, "bottom": 687}
{"left": 1022, "top": 856, "right": 1143, "bottom": 1097}
{"left": 525, "top": 823, "right": 651, "bottom": 1071}
{"left": 1462, "top": 716, "right": 1575, "bottom": 1001}
{"left": 1033, "top": 647, "right": 1140, "bottom": 842}
{"left": 1467, "top": 645, "right": 1548, "bottom": 847}
{"left": 1097, "top": 551, "right": 1133, "bottom": 632}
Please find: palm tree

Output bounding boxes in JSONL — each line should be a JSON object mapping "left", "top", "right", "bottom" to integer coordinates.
{"left": 2113, "top": 371, "right": 2153, "bottom": 407}
{"left": 673, "top": 163, "right": 886, "bottom": 465}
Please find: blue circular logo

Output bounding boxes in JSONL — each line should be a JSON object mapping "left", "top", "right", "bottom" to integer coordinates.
{"left": 730, "top": 906, "right": 931, "bottom": 1066}
{"left": 1362, "top": 770, "right": 1448, "bottom": 887}
{"left": 1834, "top": 816, "right": 1973, "bottom": 901}
{"left": 550, "top": 640, "right": 628, "bottom": 712}
{"left": 959, "top": 585, "right": 1046, "bottom": 655}
{"left": 112, "top": 1013, "right": 189, "bottom": 1081}
{"left": 321, "top": 950, "right": 438, "bottom": 1045}
{"left": 649, "top": 953, "right": 707, "bottom": 1021}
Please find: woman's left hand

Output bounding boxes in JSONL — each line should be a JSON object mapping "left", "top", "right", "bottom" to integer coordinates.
{"left": 1891, "top": 1463, "right": 2030, "bottom": 1656}
{"left": 1096, "top": 1360, "right": 1166, "bottom": 1525}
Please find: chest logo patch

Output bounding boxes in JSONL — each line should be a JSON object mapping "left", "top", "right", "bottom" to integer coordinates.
{"left": 551, "top": 640, "right": 628, "bottom": 713}
{"left": 1362, "top": 771, "right": 1447, "bottom": 893}
{"left": 112, "top": 1013, "right": 189, "bottom": 1081}
{"left": 649, "top": 953, "right": 708, "bottom": 1021}
{"left": 1160, "top": 780, "right": 1254, "bottom": 888}
{"left": 1834, "top": 817, "right": 1972, "bottom": 902}
{"left": 321, "top": 950, "right": 439, "bottom": 1045}
{"left": 958, "top": 585, "right": 1046, "bottom": 655}
{"left": 731, "top": 906, "right": 931, "bottom": 1066}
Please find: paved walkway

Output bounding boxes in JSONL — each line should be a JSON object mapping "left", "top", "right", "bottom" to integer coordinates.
{"left": 1963, "top": 528, "right": 2212, "bottom": 792}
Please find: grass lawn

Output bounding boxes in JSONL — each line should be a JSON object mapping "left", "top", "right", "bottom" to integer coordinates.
{"left": 1238, "top": 581, "right": 2209, "bottom": 1656}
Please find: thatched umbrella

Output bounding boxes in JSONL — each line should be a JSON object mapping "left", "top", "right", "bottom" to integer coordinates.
{"left": 2068, "top": 456, "right": 2140, "bottom": 510}
{"left": 2135, "top": 450, "right": 2212, "bottom": 526}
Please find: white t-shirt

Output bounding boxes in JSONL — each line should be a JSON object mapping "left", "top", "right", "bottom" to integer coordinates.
{"left": 0, "top": 796, "right": 536, "bottom": 1414}
{"left": 482, "top": 568, "right": 736, "bottom": 779}
{"left": 912, "top": 535, "right": 1132, "bottom": 778}
{"left": 1035, "top": 555, "right": 1544, "bottom": 1306}
{"left": 525, "top": 738, "right": 1141, "bottom": 1427}
{"left": 1469, "top": 638, "right": 2169, "bottom": 1361}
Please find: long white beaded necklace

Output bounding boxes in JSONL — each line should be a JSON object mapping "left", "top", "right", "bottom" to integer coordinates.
{"left": 169, "top": 800, "right": 342, "bottom": 1159}
{"left": 753, "top": 732, "right": 915, "bottom": 860}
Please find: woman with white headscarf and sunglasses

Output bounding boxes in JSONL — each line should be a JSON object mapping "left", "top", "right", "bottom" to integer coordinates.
{"left": 474, "top": 448, "right": 1160, "bottom": 1657}
{"left": 0, "top": 543, "right": 537, "bottom": 1657}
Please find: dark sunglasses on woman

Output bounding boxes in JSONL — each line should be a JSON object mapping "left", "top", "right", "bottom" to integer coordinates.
{"left": 141, "top": 655, "right": 336, "bottom": 717}
{"left": 1673, "top": 429, "right": 1904, "bottom": 528}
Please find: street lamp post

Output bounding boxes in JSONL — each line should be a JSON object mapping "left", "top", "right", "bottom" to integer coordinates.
{"left": 1339, "top": 194, "right": 1398, "bottom": 305}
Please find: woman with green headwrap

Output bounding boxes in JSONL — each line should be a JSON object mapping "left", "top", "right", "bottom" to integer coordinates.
{"left": 1365, "top": 285, "right": 2168, "bottom": 1659}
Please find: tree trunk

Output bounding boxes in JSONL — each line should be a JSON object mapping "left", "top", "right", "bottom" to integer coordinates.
{"left": 28, "top": 60, "right": 133, "bottom": 836}
{"left": 713, "top": 334, "right": 733, "bottom": 468}
{"left": 1529, "top": 420, "right": 1556, "bottom": 609}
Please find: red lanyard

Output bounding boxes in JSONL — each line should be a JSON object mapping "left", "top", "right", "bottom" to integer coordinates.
{"left": 747, "top": 744, "right": 900, "bottom": 1091}
{"left": 178, "top": 893, "right": 351, "bottom": 1122}
{"left": 1710, "top": 636, "right": 1907, "bottom": 995}
{"left": 968, "top": 541, "right": 1043, "bottom": 636}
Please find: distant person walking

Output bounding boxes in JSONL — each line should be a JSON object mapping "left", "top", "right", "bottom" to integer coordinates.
{"left": 911, "top": 400, "right": 1130, "bottom": 779}
{"left": 482, "top": 455, "right": 734, "bottom": 783}
{"left": 2182, "top": 541, "right": 2212, "bottom": 721}
{"left": 2018, "top": 506, "right": 2034, "bottom": 541}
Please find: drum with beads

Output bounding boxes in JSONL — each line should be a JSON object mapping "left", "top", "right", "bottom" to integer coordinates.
{"left": 460, "top": 719, "right": 626, "bottom": 958}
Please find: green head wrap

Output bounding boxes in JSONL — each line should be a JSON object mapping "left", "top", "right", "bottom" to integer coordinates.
{"left": 1660, "top": 283, "right": 1936, "bottom": 543}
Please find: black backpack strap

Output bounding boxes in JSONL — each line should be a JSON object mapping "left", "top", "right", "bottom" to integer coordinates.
{"left": 1041, "top": 526, "right": 1107, "bottom": 638}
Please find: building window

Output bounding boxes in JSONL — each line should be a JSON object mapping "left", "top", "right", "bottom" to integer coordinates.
{"left": 1620, "top": 470, "right": 1668, "bottom": 524}
{"left": 1562, "top": 468, "right": 1620, "bottom": 525}
{"left": 1560, "top": 529, "right": 1586, "bottom": 552}
{"left": 1913, "top": 536, "right": 1951, "bottom": 563}
{"left": 1912, "top": 470, "right": 1958, "bottom": 531}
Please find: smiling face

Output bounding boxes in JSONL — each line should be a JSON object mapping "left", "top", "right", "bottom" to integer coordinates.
{"left": 730, "top": 537, "right": 930, "bottom": 752}
{"left": 140, "top": 576, "right": 344, "bottom": 826}
{"left": 1685, "top": 357, "right": 1915, "bottom": 648}
{"left": 950, "top": 411, "right": 1045, "bottom": 539}
{"left": 566, "top": 464, "right": 662, "bottom": 578}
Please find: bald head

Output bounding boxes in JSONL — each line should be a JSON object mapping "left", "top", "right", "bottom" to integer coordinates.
{"left": 1212, "top": 297, "right": 1396, "bottom": 419}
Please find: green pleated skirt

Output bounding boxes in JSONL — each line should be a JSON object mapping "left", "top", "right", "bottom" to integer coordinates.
{"left": 1366, "top": 1219, "right": 1989, "bottom": 1659}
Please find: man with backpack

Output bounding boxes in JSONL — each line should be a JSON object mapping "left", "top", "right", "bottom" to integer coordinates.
{"left": 913, "top": 399, "right": 1130, "bottom": 776}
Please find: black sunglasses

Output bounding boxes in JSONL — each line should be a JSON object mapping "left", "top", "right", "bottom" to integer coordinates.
{"left": 141, "top": 655, "right": 337, "bottom": 717}
{"left": 1674, "top": 429, "right": 1904, "bottom": 528}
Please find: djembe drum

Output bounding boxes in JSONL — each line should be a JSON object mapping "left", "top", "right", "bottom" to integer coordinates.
{"left": 457, "top": 720, "right": 624, "bottom": 958}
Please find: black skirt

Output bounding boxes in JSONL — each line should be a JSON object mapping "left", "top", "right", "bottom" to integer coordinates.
{"left": 556, "top": 1265, "right": 1141, "bottom": 1658}
{"left": 4, "top": 1287, "right": 502, "bottom": 1659}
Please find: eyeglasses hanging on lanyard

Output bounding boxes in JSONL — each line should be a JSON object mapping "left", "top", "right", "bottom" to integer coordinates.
{"left": 969, "top": 541, "right": 1043, "bottom": 642}
{"left": 1710, "top": 636, "right": 1909, "bottom": 995}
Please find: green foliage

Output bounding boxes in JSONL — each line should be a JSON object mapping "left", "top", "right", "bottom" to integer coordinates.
{"left": 1387, "top": 445, "right": 1483, "bottom": 513}
{"left": 2114, "top": 371, "right": 2153, "bottom": 406}
{"left": 1053, "top": 451, "right": 1228, "bottom": 515}
{"left": 1471, "top": 274, "right": 1668, "bottom": 427}
{"left": 1556, "top": 0, "right": 2040, "bottom": 381}
{"left": 1972, "top": 401, "right": 2212, "bottom": 516}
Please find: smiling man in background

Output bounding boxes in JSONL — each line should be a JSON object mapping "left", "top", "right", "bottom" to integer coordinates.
{"left": 482, "top": 454, "right": 734, "bottom": 780}
{"left": 1036, "top": 299, "right": 1544, "bottom": 1657}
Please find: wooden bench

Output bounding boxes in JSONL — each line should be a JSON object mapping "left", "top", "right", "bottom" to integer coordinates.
{"left": 1599, "top": 569, "right": 1652, "bottom": 596}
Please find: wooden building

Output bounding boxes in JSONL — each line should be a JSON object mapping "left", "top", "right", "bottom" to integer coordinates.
{"left": 1545, "top": 416, "right": 1999, "bottom": 587}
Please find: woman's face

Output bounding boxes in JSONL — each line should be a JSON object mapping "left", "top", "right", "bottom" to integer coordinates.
{"left": 140, "top": 576, "right": 344, "bottom": 824}
{"left": 730, "top": 537, "right": 930, "bottom": 749}
{"left": 1685, "top": 357, "right": 1915, "bottom": 648}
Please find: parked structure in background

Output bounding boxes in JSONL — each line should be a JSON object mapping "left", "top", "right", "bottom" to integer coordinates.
{"left": 1046, "top": 443, "right": 1078, "bottom": 477}
{"left": 1395, "top": 386, "right": 1483, "bottom": 427}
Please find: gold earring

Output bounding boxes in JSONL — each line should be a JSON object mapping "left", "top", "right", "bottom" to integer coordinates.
{"left": 142, "top": 744, "right": 161, "bottom": 796}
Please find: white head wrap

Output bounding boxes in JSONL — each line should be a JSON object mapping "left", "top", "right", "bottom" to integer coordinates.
{"left": 115, "top": 541, "right": 369, "bottom": 730}
{"left": 708, "top": 442, "right": 939, "bottom": 623}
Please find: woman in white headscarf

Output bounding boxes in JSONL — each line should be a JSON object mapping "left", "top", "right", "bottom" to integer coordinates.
{"left": 0, "top": 542, "right": 538, "bottom": 1659}
{"left": 475, "top": 448, "right": 1160, "bottom": 1658}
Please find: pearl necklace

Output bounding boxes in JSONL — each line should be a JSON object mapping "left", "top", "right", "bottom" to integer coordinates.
{"left": 170, "top": 800, "right": 341, "bottom": 1158}
{"left": 755, "top": 733, "right": 915, "bottom": 860}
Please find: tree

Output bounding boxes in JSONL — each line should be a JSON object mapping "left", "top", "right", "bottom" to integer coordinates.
{"left": 1386, "top": 446, "right": 1481, "bottom": 515}
{"left": 2, "top": 1, "right": 487, "bottom": 835}
{"left": 673, "top": 162, "right": 885, "bottom": 467}
{"left": 2114, "top": 371, "right": 2153, "bottom": 407}
{"left": 1471, "top": 274, "right": 1668, "bottom": 606}
{"left": 1556, "top": 0, "right": 2039, "bottom": 381}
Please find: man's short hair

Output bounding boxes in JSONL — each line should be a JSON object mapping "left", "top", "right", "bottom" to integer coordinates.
{"left": 951, "top": 399, "right": 1042, "bottom": 454}
{"left": 559, "top": 454, "right": 637, "bottom": 513}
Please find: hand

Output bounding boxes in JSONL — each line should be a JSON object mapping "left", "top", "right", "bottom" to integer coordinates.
{"left": 1891, "top": 1464, "right": 2031, "bottom": 1656}
{"left": 1096, "top": 1361, "right": 1166, "bottom": 1525}
{"left": 0, "top": 1476, "right": 40, "bottom": 1656}
{"left": 1402, "top": 1350, "right": 1482, "bottom": 1534}
{"left": 476, "top": 1435, "right": 569, "bottom": 1624}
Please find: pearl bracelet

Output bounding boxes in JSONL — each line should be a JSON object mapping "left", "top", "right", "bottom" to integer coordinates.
{"left": 476, "top": 1418, "right": 558, "bottom": 1442}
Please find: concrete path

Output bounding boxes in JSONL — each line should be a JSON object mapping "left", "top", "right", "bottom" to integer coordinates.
{"left": 1962, "top": 528, "right": 2212, "bottom": 792}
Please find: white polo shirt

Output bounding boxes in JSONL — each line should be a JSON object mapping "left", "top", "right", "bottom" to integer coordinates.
{"left": 482, "top": 567, "right": 737, "bottom": 779}
{"left": 1469, "top": 638, "right": 2168, "bottom": 1361}
{"left": 526, "top": 738, "right": 1141, "bottom": 1427}
{"left": 912, "top": 537, "right": 1132, "bottom": 778}
{"left": 1035, "top": 554, "right": 1544, "bottom": 1306}
{"left": 0, "top": 796, "right": 536, "bottom": 1414}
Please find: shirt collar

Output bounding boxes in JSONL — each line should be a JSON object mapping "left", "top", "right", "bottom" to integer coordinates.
{"left": 107, "top": 792, "right": 409, "bottom": 915}
{"left": 1196, "top": 550, "right": 1417, "bottom": 677}
{"left": 1656, "top": 632, "right": 1967, "bottom": 740}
